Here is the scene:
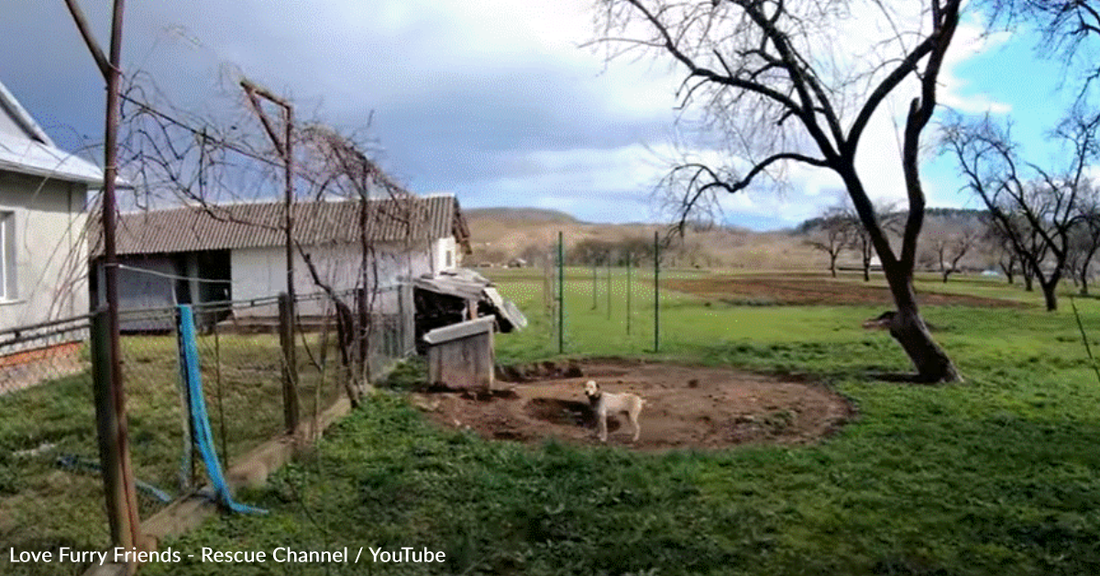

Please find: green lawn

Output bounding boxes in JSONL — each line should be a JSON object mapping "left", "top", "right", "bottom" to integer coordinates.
{"left": 0, "top": 331, "right": 344, "bottom": 576}
{"left": 20, "top": 270, "right": 1100, "bottom": 575}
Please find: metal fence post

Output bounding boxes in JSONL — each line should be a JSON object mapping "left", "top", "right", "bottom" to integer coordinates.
{"left": 607, "top": 255, "right": 612, "bottom": 320}
{"left": 654, "top": 231, "right": 660, "bottom": 353}
{"left": 592, "top": 263, "right": 597, "bottom": 310}
{"left": 627, "top": 252, "right": 632, "bottom": 336}
{"left": 543, "top": 250, "right": 553, "bottom": 318}
{"left": 278, "top": 293, "right": 300, "bottom": 433}
{"left": 558, "top": 231, "right": 564, "bottom": 354}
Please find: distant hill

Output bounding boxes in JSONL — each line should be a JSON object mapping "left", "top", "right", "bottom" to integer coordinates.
{"left": 464, "top": 207, "right": 580, "bottom": 224}
{"left": 795, "top": 207, "right": 988, "bottom": 234}
{"left": 460, "top": 205, "right": 1002, "bottom": 271}
{"left": 462, "top": 206, "right": 821, "bottom": 270}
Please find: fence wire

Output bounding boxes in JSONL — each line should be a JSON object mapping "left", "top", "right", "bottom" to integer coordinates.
{"left": 0, "top": 315, "right": 107, "bottom": 575}
{"left": 0, "top": 284, "right": 415, "bottom": 574}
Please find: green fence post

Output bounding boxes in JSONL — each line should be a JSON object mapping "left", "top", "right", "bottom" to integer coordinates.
{"left": 592, "top": 263, "right": 597, "bottom": 310}
{"left": 558, "top": 231, "right": 564, "bottom": 354}
{"left": 626, "top": 252, "right": 632, "bottom": 336}
{"left": 607, "top": 254, "right": 612, "bottom": 320}
{"left": 654, "top": 231, "right": 659, "bottom": 353}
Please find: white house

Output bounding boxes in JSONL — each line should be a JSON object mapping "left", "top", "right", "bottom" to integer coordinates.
{"left": 90, "top": 194, "right": 472, "bottom": 327}
{"left": 0, "top": 80, "right": 102, "bottom": 329}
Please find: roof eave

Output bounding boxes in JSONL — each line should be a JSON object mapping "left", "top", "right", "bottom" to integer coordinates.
{"left": 0, "top": 158, "right": 104, "bottom": 187}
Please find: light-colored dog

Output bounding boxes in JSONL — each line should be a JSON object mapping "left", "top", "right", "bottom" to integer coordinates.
{"left": 584, "top": 380, "right": 645, "bottom": 443}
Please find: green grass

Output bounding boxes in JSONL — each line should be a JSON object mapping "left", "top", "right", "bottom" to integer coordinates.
{"left": 0, "top": 332, "right": 345, "bottom": 575}
{"left": 126, "top": 270, "right": 1100, "bottom": 575}
{"left": 15, "top": 270, "right": 1100, "bottom": 575}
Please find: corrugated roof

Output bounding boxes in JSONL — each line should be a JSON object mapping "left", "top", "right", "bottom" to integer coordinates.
{"left": 89, "top": 195, "right": 469, "bottom": 257}
{"left": 0, "top": 80, "right": 104, "bottom": 186}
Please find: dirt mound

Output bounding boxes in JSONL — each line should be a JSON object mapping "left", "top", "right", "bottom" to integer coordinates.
{"left": 666, "top": 276, "right": 1025, "bottom": 308}
{"left": 415, "top": 360, "right": 854, "bottom": 450}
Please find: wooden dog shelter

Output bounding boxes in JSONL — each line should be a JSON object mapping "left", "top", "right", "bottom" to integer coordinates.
{"left": 422, "top": 315, "right": 495, "bottom": 391}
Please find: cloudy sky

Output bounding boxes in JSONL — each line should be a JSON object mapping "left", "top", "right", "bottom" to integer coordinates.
{"left": 0, "top": 1, "right": 1082, "bottom": 230}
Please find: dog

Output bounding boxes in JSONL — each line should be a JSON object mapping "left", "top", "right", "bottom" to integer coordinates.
{"left": 584, "top": 380, "right": 645, "bottom": 443}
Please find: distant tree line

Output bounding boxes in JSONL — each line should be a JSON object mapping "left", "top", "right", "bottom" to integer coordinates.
{"left": 500, "top": 235, "right": 715, "bottom": 268}
{"left": 801, "top": 162, "right": 1100, "bottom": 311}
{"left": 566, "top": 237, "right": 657, "bottom": 266}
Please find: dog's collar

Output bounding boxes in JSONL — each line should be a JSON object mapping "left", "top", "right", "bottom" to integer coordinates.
{"left": 587, "top": 391, "right": 601, "bottom": 405}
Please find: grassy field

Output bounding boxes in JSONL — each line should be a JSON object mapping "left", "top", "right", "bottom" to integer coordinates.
{"left": 119, "top": 268, "right": 1100, "bottom": 575}
{"left": 10, "top": 269, "right": 1100, "bottom": 575}
{"left": 0, "top": 331, "right": 344, "bottom": 576}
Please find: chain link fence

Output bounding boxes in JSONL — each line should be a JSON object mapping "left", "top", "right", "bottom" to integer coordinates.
{"left": 0, "top": 284, "right": 415, "bottom": 574}
{"left": 0, "top": 315, "right": 107, "bottom": 573}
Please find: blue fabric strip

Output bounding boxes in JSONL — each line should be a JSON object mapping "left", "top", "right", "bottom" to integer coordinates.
{"left": 178, "top": 305, "right": 266, "bottom": 515}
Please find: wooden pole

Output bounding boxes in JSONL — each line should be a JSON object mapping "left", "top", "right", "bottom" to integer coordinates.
{"left": 278, "top": 293, "right": 298, "bottom": 434}
{"left": 65, "top": 0, "right": 143, "bottom": 553}
{"left": 241, "top": 80, "right": 298, "bottom": 433}
{"left": 283, "top": 103, "right": 299, "bottom": 433}
{"left": 89, "top": 310, "right": 127, "bottom": 547}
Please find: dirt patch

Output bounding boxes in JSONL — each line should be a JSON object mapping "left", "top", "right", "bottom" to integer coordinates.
{"left": 666, "top": 276, "right": 1025, "bottom": 308}
{"left": 415, "top": 360, "right": 854, "bottom": 450}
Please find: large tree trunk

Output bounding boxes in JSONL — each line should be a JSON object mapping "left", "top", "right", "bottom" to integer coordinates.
{"left": 1079, "top": 258, "right": 1093, "bottom": 296}
{"left": 885, "top": 268, "right": 960, "bottom": 382}
{"left": 1023, "top": 265, "right": 1034, "bottom": 291}
{"left": 1000, "top": 260, "right": 1015, "bottom": 284}
{"left": 1034, "top": 269, "right": 1060, "bottom": 309}
{"left": 1040, "top": 279, "right": 1059, "bottom": 311}
{"left": 839, "top": 163, "right": 961, "bottom": 382}
{"left": 863, "top": 263, "right": 870, "bottom": 282}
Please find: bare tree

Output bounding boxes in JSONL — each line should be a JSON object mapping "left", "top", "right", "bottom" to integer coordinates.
{"left": 806, "top": 206, "right": 851, "bottom": 278}
{"left": 1000, "top": 249, "right": 1018, "bottom": 284}
{"left": 930, "top": 222, "right": 982, "bottom": 283}
{"left": 1069, "top": 183, "right": 1100, "bottom": 295}
{"left": 848, "top": 202, "right": 902, "bottom": 282}
{"left": 943, "top": 110, "right": 1100, "bottom": 310}
{"left": 294, "top": 125, "right": 414, "bottom": 406}
{"left": 984, "top": 222, "right": 1018, "bottom": 283}
{"left": 594, "top": 0, "right": 964, "bottom": 380}
{"left": 984, "top": 1, "right": 1100, "bottom": 92}
{"left": 113, "top": 72, "right": 413, "bottom": 407}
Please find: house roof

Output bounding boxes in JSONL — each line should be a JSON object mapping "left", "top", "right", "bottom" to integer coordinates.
{"left": 90, "top": 194, "right": 472, "bottom": 257}
{"left": 0, "top": 80, "right": 103, "bottom": 186}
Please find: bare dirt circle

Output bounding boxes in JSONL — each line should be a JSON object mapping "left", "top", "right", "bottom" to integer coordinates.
{"left": 413, "top": 359, "right": 855, "bottom": 450}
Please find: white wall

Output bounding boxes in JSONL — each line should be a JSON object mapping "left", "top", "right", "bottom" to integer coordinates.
{"left": 432, "top": 236, "right": 458, "bottom": 273}
{"left": 0, "top": 172, "right": 88, "bottom": 329}
{"left": 231, "top": 241, "right": 431, "bottom": 317}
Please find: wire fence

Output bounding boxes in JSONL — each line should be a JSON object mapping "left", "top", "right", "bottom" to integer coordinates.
{"left": 0, "top": 314, "right": 107, "bottom": 572}
{"left": 0, "top": 284, "right": 415, "bottom": 574}
{"left": 540, "top": 231, "right": 665, "bottom": 355}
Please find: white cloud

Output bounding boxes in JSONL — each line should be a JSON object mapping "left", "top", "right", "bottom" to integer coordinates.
{"left": 0, "top": 1, "right": 1025, "bottom": 231}
{"left": 940, "top": 22, "right": 1013, "bottom": 114}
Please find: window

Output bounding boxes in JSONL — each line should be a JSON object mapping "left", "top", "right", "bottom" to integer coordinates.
{"left": 0, "top": 212, "right": 14, "bottom": 300}
{"left": 445, "top": 249, "right": 452, "bottom": 268}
